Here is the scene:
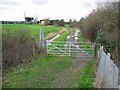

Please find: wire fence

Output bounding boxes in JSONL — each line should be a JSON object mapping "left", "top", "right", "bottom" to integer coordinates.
{"left": 96, "top": 46, "right": 120, "bottom": 88}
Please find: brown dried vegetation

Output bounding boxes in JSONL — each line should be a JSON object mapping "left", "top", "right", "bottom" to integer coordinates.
{"left": 2, "top": 29, "right": 46, "bottom": 70}
{"left": 79, "top": 2, "right": 119, "bottom": 67}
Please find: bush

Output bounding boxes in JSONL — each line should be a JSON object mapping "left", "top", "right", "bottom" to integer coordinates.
{"left": 2, "top": 29, "right": 31, "bottom": 50}
{"left": 2, "top": 29, "right": 46, "bottom": 70}
{"left": 79, "top": 2, "right": 119, "bottom": 66}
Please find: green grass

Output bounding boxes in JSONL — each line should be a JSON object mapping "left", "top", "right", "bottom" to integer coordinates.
{"left": 3, "top": 56, "right": 72, "bottom": 88}
{"left": 51, "top": 31, "right": 70, "bottom": 46}
{"left": 2, "top": 24, "right": 62, "bottom": 41}
{"left": 3, "top": 56, "right": 96, "bottom": 88}
{"left": 47, "top": 26, "right": 72, "bottom": 54}
{"left": 70, "top": 59, "right": 96, "bottom": 88}
{"left": 51, "top": 24, "right": 72, "bottom": 43}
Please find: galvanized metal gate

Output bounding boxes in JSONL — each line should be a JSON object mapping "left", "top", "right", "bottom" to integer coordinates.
{"left": 39, "top": 28, "right": 94, "bottom": 57}
{"left": 46, "top": 40, "right": 94, "bottom": 56}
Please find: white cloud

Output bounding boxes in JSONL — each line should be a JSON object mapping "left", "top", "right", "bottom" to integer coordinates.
{"left": 0, "top": 0, "right": 97, "bottom": 21}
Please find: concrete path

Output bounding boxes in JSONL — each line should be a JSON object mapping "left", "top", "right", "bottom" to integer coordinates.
{"left": 51, "top": 59, "right": 86, "bottom": 88}
{"left": 65, "top": 28, "right": 92, "bottom": 62}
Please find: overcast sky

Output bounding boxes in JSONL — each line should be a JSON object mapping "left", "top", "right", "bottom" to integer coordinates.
{"left": 0, "top": 0, "right": 118, "bottom": 21}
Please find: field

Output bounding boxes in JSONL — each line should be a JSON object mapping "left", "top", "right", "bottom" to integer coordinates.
{"left": 2, "top": 24, "right": 96, "bottom": 88}
{"left": 2, "top": 24, "right": 63, "bottom": 41}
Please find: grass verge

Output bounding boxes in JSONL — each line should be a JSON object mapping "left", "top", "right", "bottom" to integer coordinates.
{"left": 70, "top": 59, "right": 96, "bottom": 88}
{"left": 3, "top": 56, "right": 72, "bottom": 88}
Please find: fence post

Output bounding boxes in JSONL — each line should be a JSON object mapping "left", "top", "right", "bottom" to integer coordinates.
{"left": 39, "top": 28, "right": 45, "bottom": 48}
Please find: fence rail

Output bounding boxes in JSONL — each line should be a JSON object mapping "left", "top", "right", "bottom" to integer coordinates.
{"left": 46, "top": 40, "right": 94, "bottom": 56}
{"left": 96, "top": 46, "right": 120, "bottom": 88}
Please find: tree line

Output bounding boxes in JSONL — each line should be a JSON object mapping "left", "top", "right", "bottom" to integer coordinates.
{"left": 78, "top": 2, "right": 119, "bottom": 67}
